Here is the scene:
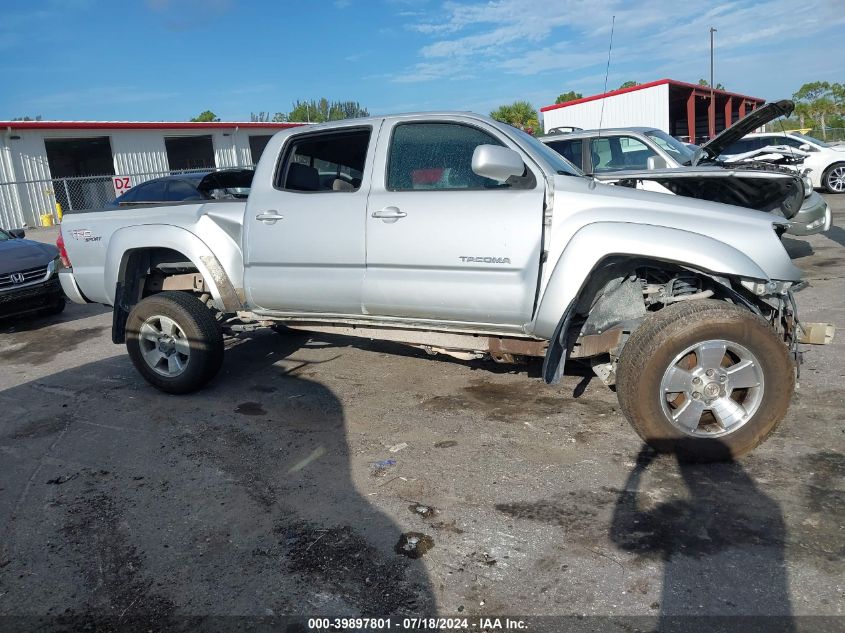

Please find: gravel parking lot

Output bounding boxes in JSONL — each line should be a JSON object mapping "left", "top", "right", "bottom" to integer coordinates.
{"left": 1, "top": 197, "right": 843, "bottom": 630}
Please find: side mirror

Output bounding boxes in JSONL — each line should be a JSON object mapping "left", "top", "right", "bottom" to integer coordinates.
{"left": 798, "top": 143, "right": 815, "bottom": 152}
{"left": 472, "top": 145, "right": 525, "bottom": 182}
{"left": 9, "top": 228, "right": 25, "bottom": 239}
{"left": 646, "top": 155, "right": 668, "bottom": 170}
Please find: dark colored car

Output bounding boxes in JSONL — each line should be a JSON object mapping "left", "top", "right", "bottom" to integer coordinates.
{"left": 0, "top": 227, "right": 64, "bottom": 320}
{"left": 107, "top": 169, "right": 253, "bottom": 208}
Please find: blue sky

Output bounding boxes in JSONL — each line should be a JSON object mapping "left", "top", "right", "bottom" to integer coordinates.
{"left": 1, "top": 0, "right": 843, "bottom": 122}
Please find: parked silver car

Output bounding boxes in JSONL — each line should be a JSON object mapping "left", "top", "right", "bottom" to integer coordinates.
{"left": 539, "top": 101, "right": 831, "bottom": 236}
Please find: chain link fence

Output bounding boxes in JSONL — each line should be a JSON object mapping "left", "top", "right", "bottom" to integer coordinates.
{"left": 0, "top": 166, "right": 253, "bottom": 229}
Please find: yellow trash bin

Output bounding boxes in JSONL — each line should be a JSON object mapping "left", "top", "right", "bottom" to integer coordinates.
{"left": 40, "top": 213, "right": 54, "bottom": 227}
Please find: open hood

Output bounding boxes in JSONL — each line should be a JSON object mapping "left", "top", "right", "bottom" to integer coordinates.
{"left": 691, "top": 99, "right": 794, "bottom": 165}
{"left": 594, "top": 165, "right": 804, "bottom": 219}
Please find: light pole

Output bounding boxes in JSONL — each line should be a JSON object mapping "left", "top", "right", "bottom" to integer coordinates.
{"left": 709, "top": 26, "right": 717, "bottom": 139}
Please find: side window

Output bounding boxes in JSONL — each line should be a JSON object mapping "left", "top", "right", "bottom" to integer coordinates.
{"left": 590, "top": 138, "right": 619, "bottom": 173}
{"left": 387, "top": 122, "right": 510, "bottom": 191}
{"left": 779, "top": 136, "right": 805, "bottom": 149}
{"left": 547, "top": 139, "right": 582, "bottom": 169}
{"left": 132, "top": 181, "right": 167, "bottom": 202}
{"left": 615, "top": 136, "right": 658, "bottom": 169}
{"left": 277, "top": 129, "right": 370, "bottom": 192}
{"left": 165, "top": 180, "right": 202, "bottom": 201}
{"left": 723, "top": 139, "right": 753, "bottom": 155}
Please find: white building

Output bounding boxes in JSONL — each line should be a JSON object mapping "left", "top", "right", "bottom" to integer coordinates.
{"left": 0, "top": 120, "right": 301, "bottom": 228}
{"left": 541, "top": 78, "right": 764, "bottom": 142}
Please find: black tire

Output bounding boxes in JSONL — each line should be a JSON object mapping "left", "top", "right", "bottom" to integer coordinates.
{"left": 126, "top": 291, "right": 223, "bottom": 394}
{"left": 616, "top": 300, "right": 794, "bottom": 462}
{"left": 822, "top": 162, "right": 845, "bottom": 194}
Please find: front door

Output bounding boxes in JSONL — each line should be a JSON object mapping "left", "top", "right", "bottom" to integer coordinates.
{"left": 243, "top": 125, "right": 375, "bottom": 313}
{"left": 363, "top": 119, "right": 545, "bottom": 327}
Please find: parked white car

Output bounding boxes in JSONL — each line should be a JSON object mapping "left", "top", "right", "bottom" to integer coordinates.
{"left": 721, "top": 132, "right": 845, "bottom": 193}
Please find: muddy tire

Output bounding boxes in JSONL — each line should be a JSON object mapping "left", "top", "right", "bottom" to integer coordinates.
{"left": 822, "top": 162, "right": 845, "bottom": 194}
{"left": 616, "top": 300, "right": 794, "bottom": 462}
{"left": 126, "top": 291, "right": 223, "bottom": 394}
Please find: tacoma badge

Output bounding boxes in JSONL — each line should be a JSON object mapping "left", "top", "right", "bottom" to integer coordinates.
{"left": 459, "top": 256, "right": 511, "bottom": 264}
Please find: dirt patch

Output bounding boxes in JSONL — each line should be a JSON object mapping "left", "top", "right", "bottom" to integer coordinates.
{"left": 394, "top": 532, "right": 435, "bottom": 559}
{"left": 7, "top": 415, "right": 67, "bottom": 439}
{"left": 408, "top": 503, "right": 438, "bottom": 519}
{"left": 234, "top": 401, "right": 267, "bottom": 416}
{"left": 0, "top": 326, "right": 107, "bottom": 366}
{"left": 421, "top": 379, "right": 568, "bottom": 422}
{"left": 284, "top": 522, "right": 431, "bottom": 613}
{"left": 58, "top": 487, "right": 175, "bottom": 628}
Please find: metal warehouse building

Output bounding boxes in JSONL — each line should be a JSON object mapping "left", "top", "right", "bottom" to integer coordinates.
{"left": 0, "top": 120, "right": 301, "bottom": 228}
{"left": 541, "top": 78, "right": 765, "bottom": 142}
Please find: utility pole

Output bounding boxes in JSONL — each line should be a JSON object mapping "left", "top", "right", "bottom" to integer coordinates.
{"left": 709, "top": 26, "right": 717, "bottom": 139}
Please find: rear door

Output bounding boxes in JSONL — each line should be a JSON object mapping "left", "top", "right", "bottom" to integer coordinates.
{"left": 363, "top": 118, "right": 545, "bottom": 327}
{"left": 243, "top": 125, "right": 375, "bottom": 313}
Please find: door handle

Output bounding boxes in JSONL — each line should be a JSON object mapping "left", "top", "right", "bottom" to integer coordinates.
{"left": 371, "top": 206, "right": 407, "bottom": 223}
{"left": 256, "top": 210, "right": 283, "bottom": 224}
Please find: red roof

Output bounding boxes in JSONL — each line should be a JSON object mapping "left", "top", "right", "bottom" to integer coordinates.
{"left": 540, "top": 78, "right": 765, "bottom": 112}
{"left": 0, "top": 120, "right": 305, "bottom": 130}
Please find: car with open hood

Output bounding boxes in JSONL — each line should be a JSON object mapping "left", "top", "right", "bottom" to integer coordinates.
{"left": 539, "top": 100, "right": 831, "bottom": 236}
{"left": 719, "top": 130, "right": 845, "bottom": 194}
{"left": 0, "top": 227, "right": 64, "bottom": 320}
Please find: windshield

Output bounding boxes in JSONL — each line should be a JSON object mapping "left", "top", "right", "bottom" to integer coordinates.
{"left": 793, "top": 132, "right": 831, "bottom": 149}
{"left": 0, "top": 229, "right": 10, "bottom": 242}
{"left": 509, "top": 127, "right": 584, "bottom": 176}
{"left": 645, "top": 130, "right": 696, "bottom": 165}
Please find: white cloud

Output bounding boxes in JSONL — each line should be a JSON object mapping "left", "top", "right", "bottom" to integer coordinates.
{"left": 388, "top": 0, "right": 845, "bottom": 94}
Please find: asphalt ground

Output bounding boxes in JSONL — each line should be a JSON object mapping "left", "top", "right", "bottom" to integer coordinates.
{"left": 0, "top": 195, "right": 843, "bottom": 631}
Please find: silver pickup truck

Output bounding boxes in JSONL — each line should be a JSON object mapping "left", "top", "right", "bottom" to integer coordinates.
{"left": 59, "top": 112, "right": 804, "bottom": 461}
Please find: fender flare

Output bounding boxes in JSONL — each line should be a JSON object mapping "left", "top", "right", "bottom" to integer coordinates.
{"left": 533, "top": 222, "right": 771, "bottom": 384}
{"left": 105, "top": 225, "right": 242, "bottom": 312}
{"left": 532, "top": 222, "right": 769, "bottom": 340}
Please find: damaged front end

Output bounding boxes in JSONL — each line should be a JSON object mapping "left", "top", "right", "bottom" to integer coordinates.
{"left": 544, "top": 263, "right": 809, "bottom": 387}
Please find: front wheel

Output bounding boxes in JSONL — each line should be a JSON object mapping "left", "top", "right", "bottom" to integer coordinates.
{"left": 616, "top": 300, "right": 794, "bottom": 461}
{"left": 823, "top": 163, "right": 845, "bottom": 193}
{"left": 126, "top": 291, "right": 223, "bottom": 394}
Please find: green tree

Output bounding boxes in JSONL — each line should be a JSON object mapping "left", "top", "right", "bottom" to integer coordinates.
{"left": 698, "top": 79, "right": 725, "bottom": 89}
{"left": 250, "top": 111, "right": 269, "bottom": 122}
{"left": 271, "top": 112, "right": 287, "bottom": 122}
{"left": 12, "top": 115, "right": 42, "bottom": 121}
{"left": 490, "top": 101, "right": 539, "bottom": 134}
{"left": 618, "top": 81, "right": 639, "bottom": 89}
{"left": 190, "top": 110, "right": 220, "bottom": 122}
{"left": 287, "top": 99, "right": 369, "bottom": 123}
{"left": 793, "top": 81, "right": 838, "bottom": 139}
{"left": 554, "top": 91, "right": 582, "bottom": 104}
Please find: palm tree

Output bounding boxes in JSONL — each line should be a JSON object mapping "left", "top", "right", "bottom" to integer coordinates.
{"left": 490, "top": 101, "right": 539, "bottom": 134}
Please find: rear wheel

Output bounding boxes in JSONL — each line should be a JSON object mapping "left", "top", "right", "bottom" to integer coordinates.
{"left": 823, "top": 163, "right": 845, "bottom": 193}
{"left": 616, "top": 300, "right": 794, "bottom": 461}
{"left": 126, "top": 291, "right": 223, "bottom": 394}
